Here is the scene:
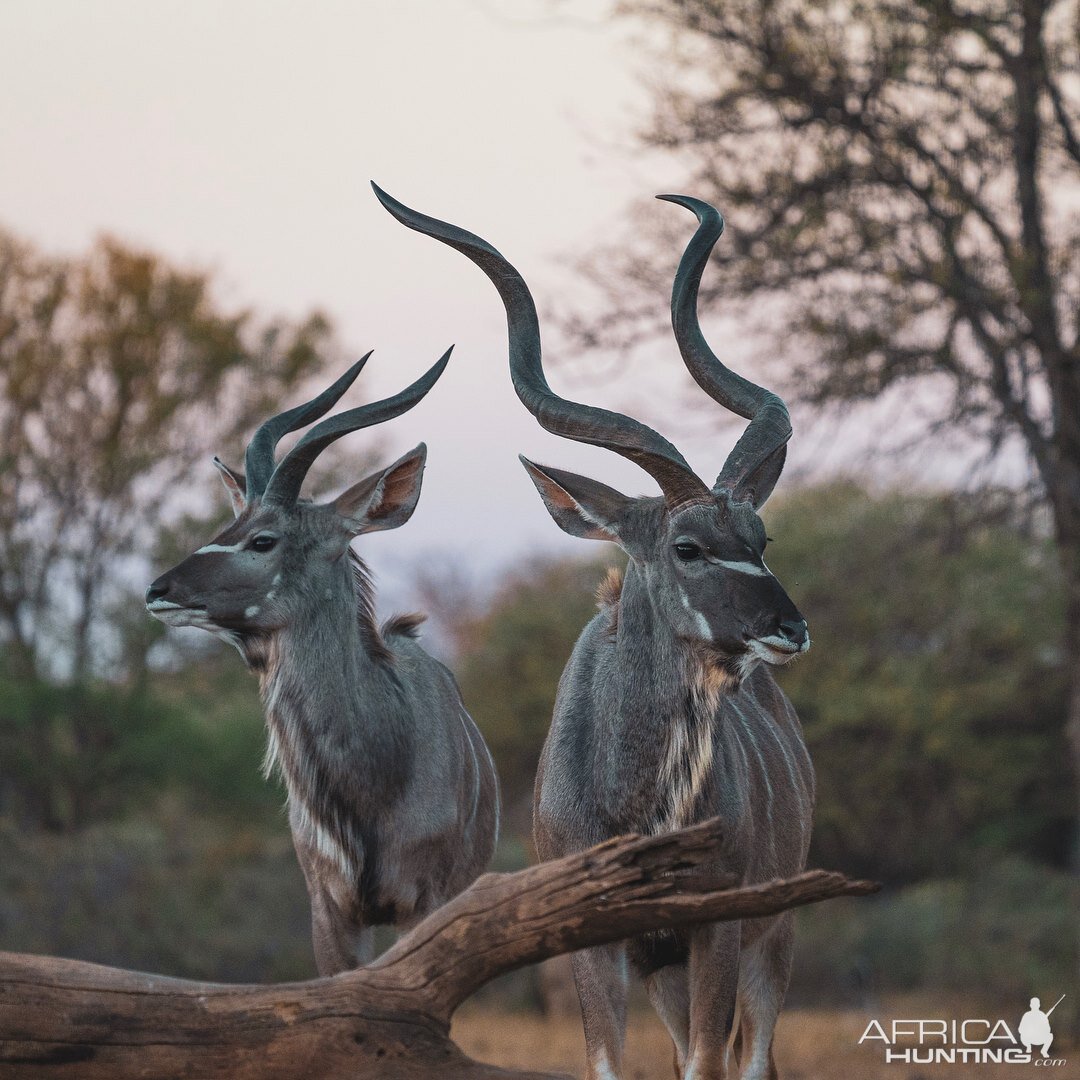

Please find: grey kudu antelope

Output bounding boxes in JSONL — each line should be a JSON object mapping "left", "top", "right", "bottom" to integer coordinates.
{"left": 145, "top": 352, "right": 499, "bottom": 975}
{"left": 376, "top": 185, "right": 814, "bottom": 1080}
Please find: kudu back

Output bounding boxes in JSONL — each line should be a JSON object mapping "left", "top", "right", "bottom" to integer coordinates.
{"left": 376, "top": 185, "right": 814, "bottom": 1080}
{"left": 146, "top": 351, "right": 499, "bottom": 975}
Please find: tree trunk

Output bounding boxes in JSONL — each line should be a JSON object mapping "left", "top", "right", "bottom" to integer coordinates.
{"left": 0, "top": 819, "right": 876, "bottom": 1079}
{"left": 1045, "top": 348, "right": 1080, "bottom": 866}
{"left": 1059, "top": 534, "right": 1080, "bottom": 868}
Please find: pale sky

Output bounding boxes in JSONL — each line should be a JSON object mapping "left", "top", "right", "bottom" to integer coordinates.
{"left": 0, "top": 1, "right": 939, "bottom": 610}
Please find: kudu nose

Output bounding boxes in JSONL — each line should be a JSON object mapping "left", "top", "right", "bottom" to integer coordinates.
{"left": 777, "top": 616, "right": 808, "bottom": 646}
{"left": 145, "top": 579, "right": 170, "bottom": 605}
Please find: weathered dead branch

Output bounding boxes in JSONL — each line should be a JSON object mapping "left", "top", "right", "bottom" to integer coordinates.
{"left": 0, "top": 819, "right": 877, "bottom": 1078}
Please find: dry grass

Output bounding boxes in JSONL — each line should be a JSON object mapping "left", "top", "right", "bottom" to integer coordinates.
{"left": 453, "top": 999, "right": 1079, "bottom": 1079}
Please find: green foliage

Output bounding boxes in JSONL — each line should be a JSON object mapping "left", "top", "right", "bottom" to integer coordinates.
{"left": 0, "top": 809, "right": 313, "bottom": 982}
{"left": 0, "top": 224, "right": 357, "bottom": 833}
{"left": 0, "top": 481, "right": 1071, "bottom": 995}
{"left": 454, "top": 553, "right": 622, "bottom": 820}
{"left": 762, "top": 482, "right": 1071, "bottom": 880}
{"left": 589, "top": 13, "right": 1080, "bottom": 832}
{"left": 0, "top": 225, "right": 339, "bottom": 686}
{"left": 0, "top": 644, "right": 283, "bottom": 832}
{"left": 2, "top": 810, "right": 1071, "bottom": 998}
{"left": 0, "top": 673, "right": 181, "bottom": 830}
{"left": 792, "top": 856, "right": 1078, "bottom": 1003}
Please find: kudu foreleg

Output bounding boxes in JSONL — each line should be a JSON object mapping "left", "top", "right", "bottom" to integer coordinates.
{"left": 572, "top": 943, "right": 629, "bottom": 1080}
{"left": 685, "top": 922, "right": 741, "bottom": 1079}
{"left": 308, "top": 884, "right": 374, "bottom": 976}
{"left": 644, "top": 964, "right": 691, "bottom": 1073}
{"left": 731, "top": 914, "right": 794, "bottom": 1080}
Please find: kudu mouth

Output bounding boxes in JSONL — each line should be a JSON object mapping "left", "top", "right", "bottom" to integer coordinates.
{"left": 746, "top": 633, "right": 811, "bottom": 664}
{"left": 145, "top": 599, "right": 208, "bottom": 627}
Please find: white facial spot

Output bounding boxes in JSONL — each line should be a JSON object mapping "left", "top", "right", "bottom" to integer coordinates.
{"left": 145, "top": 601, "right": 197, "bottom": 628}
{"left": 193, "top": 541, "right": 245, "bottom": 555}
{"left": 264, "top": 574, "right": 281, "bottom": 604}
{"left": 244, "top": 605, "right": 260, "bottom": 619}
{"left": 678, "top": 585, "right": 713, "bottom": 641}
{"left": 737, "top": 651, "right": 759, "bottom": 681}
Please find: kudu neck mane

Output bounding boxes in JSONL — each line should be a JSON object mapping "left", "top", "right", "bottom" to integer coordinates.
{"left": 243, "top": 548, "right": 412, "bottom": 817}
{"left": 595, "top": 561, "right": 734, "bottom": 831}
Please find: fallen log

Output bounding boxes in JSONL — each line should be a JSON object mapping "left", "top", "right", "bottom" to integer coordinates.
{"left": 0, "top": 819, "right": 878, "bottom": 1078}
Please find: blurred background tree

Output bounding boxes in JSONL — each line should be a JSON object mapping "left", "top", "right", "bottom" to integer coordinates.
{"left": 574, "top": 0, "right": 1080, "bottom": 842}
{"left": 450, "top": 555, "right": 622, "bottom": 834}
{"left": 764, "top": 482, "right": 1071, "bottom": 882}
{"left": 0, "top": 227, "right": 340, "bottom": 831}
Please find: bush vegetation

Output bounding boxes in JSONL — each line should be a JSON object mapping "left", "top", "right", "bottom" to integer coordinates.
{"left": 0, "top": 480, "right": 1073, "bottom": 1000}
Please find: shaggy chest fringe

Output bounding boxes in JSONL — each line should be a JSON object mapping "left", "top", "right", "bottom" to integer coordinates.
{"left": 261, "top": 668, "right": 359, "bottom": 885}
{"left": 649, "top": 670, "right": 724, "bottom": 834}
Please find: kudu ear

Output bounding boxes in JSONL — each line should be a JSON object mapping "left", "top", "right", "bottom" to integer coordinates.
{"left": 520, "top": 456, "right": 634, "bottom": 546}
{"left": 332, "top": 444, "right": 427, "bottom": 536}
{"left": 729, "top": 443, "right": 787, "bottom": 510}
{"left": 213, "top": 457, "right": 247, "bottom": 518}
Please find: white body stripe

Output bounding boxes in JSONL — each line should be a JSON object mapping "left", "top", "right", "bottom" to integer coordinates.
{"left": 760, "top": 712, "right": 799, "bottom": 795}
{"left": 293, "top": 800, "right": 353, "bottom": 879}
{"left": 739, "top": 720, "right": 774, "bottom": 805}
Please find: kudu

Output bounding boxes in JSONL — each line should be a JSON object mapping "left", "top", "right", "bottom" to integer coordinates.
{"left": 375, "top": 184, "right": 814, "bottom": 1080}
{"left": 145, "top": 351, "right": 499, "bottom": 975}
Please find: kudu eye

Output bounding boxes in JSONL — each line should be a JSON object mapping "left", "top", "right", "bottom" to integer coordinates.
{"left": 674, "top": 541, "right": 703, "bottom": 562}
{"left": 249, "top": 534, "right": 278, "bottom": 553}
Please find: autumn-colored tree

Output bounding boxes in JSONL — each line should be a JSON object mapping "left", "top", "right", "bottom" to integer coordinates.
{"left": 0, "top": 227, "right": 341, "bottom": 827}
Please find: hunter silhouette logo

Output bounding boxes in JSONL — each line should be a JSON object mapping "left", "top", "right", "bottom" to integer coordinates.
{"left": 1019, "top": 996, "right": 1065, "bottom": 1059}
{"left": 859, "top": 994, "right": 1068, "bottom": 1066}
